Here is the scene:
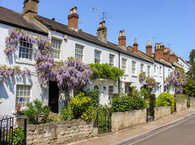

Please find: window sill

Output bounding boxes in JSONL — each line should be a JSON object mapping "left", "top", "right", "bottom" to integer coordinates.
{"left": 131, "top": 74, "right": 138, "bottom": 77}
{"left": 15, "top": 59, "right": 35, "bottom": 66}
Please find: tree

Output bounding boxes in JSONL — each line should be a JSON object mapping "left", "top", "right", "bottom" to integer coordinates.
{"left": 187, "top": 49, "right": 195, "bottom": 80}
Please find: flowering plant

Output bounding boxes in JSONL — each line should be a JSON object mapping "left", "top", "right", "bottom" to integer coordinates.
{"left": 5, "top": 29, "right": 36, "bottom": 56}
{"left": 0, "top": 65, "right": 31, "bottom": 80}
{"left": 139, "top": 72, "right": 146, "bottom": 82}
{"left": 146, "top": 77, "right": 157, "bottom": 89}
{"left": 165, "top": 68, "right": 185, "bottom": 94}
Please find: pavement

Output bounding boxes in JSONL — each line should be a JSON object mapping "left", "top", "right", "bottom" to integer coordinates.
{"left": 70, "top": 107, "right": 195, "bottom": 145}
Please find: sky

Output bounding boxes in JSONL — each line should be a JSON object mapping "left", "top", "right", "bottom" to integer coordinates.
{"left": 1, "top": 0, "right": 195, "bottom": 61}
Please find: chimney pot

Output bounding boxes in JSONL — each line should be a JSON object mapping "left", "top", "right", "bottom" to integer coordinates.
{"left": 68, "top": 7, "right": 79, "bottom": 31}
{"left": 133, "top": 38, "right": 138, "bottom": 53}
{"left": 146, "top": 40, "right": 152, "bottom": 57}
{"left": 118, "top": 30, "right": 126, "bottom": 48}
{"left": 97, "top": 21, "right": 107, "bottom": 42}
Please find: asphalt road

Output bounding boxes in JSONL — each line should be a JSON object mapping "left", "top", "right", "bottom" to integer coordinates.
{"left": 123, "top": 116, "right": 195, "bottom": 145}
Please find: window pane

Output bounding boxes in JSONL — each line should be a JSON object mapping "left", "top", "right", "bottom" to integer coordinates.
{"left": 19, "top": 39, "right": 33, "bottom": 60}
{"left": 16, "top": 85, "right": 31, "bottom": 108}
{"left": 51, "top": 38, "right": 61, "bottom": 59}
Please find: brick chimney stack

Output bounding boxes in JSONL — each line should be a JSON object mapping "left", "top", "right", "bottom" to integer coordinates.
{"left": 163, "top": 48, "right": 169, "bottom": 61}
{"left": 155, "top": 43, "right": 164, "bottom": 60}
{"left": 68, "top": 7, "right": 79, "bottom": 31}
{"left": 97, "top": 21, "right": 107, "bottom": 42}
{"left": 23, "top": 0, "right": 39, "bottom": 20}
{"left": 133, "top": 39, "right": 138, "bottom": 53}
{"left": 118, "top": 30, "right": 126, "bottom": 48}
{"left": 169, "top": 51, "right": 176, "bottom": 64}
{"left": 146, "top": 40, "right": 152, "bottom": 56}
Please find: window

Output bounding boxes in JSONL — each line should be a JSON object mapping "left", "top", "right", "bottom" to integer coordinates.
{"left": 125, "top": 84, "right": 129, "bottom": 94}
{"left": 132, "top": 61, "right": 137, "bottom": 75}
{"left": 140, "top": 64, "right": 144, "bottom": 73}
{"left": 51, "top": 38, "right": 61, "bottom": 59}
{"left": 154, "top": 65, "right": 157, "bottom": 75}
{"left": 109, "top": 86, "right": 114, "bottom": 99}
{"left": 19, "top": 39, "right": 33, "bottom": 60}
{"left": 122, "top": 58, "right": 127, "bottom": 74}
{"left": 75, "top": 44, "right": 84, "bottom": 62}
{"left": 94, "top": 50, "right": 101, "bottom": 63}
{"left": 109, "top": 54, "right": 115, "bottom": 67}
{"left": 159, "top": 66, "right": 162, "bottom": 75}
{"left": 147, "top": 65, "right": 151, "bottom": 76}
{"left": 16, "top": 85, "right": 31, "bottom": 108}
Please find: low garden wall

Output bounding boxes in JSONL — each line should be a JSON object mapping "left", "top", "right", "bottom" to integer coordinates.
{"left": 27, "top": 119, "right": 98, "bottom": 145}
{"left": 111, "top": 109, "right": 146, "bottom": 132}
{"left": 190, "top": 97, "right": 195, "bottom": 107}
{"left": 176, "top": 99, "right": 187, "bottom": 112}
{"left": 154, "top": 106, "right": 171, "bottom": 120}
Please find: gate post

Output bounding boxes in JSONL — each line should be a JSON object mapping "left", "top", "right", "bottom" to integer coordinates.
{"left": 24, "top": 118, "right": 27, "bottom": 145}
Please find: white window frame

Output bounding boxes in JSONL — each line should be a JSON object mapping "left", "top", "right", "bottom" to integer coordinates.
{"left": 94, "top": 50, "right": 101, "bottom": 63}
{"left": 16, "top": 85, "right": 31, "bottom": 109}
{"left": 51, "top": 38, "right": 61, "bottom": 60}
{"left": 18, "top": 39, "right": 33, "bottom": 61}
{"left": 109, "top": 54, "right": 115, "bottom": 67}
{"left": 132, "top": 61, "right": 137, "bottom": 76}
{"left": 140, "top": 63, "right": 144, "bottom": 73}
{"left": 75, "top": 44, "right": 84, "bottom": 62}
{"left": 148, "top": 65, "right": 151, "bottom": 76}
{"left": 109, "top": 86, "right": 114, "bottom": 99}
{"left": 122, "top": 58, "right": 127, "bottom": 74}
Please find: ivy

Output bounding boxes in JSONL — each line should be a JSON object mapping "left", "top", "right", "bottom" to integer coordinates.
{"left": 90, "top": 63, "right": 124, "bottom": 81}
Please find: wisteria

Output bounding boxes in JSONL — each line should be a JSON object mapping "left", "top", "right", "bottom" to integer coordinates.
{"left": 146, "top": 77, "right": 157, "bottom": 89}
{"left": 5, "top": 29, "right": 36, "bottom": 55}
{"left": 139, "top": 72, "right": 146, "bottom": 82}
{"left": 36, "top": 54, "right": 93, "bottom": 88}
{"left": 0, "top": 65, "right": 31, "bottom": 80}
{"left": 165, "top": 68, "right": 185, "bottom": 94}
{"left": 5, "top": 29, "right": 51, "bottom": 56}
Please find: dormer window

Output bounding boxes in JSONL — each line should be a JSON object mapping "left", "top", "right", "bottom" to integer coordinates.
{"left": 19, "top": 39, "right": 33, "bottom": 60}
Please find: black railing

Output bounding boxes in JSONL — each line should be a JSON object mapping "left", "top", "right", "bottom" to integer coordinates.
{"left": 0, "top": 115, "right": 14, "bottom": 145}
{"left": 94, "top": 108, "right": 112, "bottom": 134}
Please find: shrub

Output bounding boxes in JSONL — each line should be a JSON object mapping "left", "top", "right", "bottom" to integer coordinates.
{"left": 174, "top": 94, "right": 187, "bottom": 101}
{"left": 111, "top": 94, "right": 146, "bottom": 112}
{"left": 184, "top": 79, "right": 195, "bottom": 97}
{"left": 12, "top": 127, "right": 24, "bottom": 145}
{"left": 156, "top": 93, "right": 175, "bottom": 112}
{"left": 60, "top": 106, "right": 74, "bottom": 121}
{"left": 23, "top": 99, "right": 50, "bottom": 124}
{"left": 85, "top": 89, "right": 100, "bottom": 107}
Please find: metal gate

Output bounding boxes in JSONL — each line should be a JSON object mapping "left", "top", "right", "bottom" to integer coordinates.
{"left": 94, "top": 108, "right": 112, "bottom": 134}
{"left": 0, "top": 116, "right": 14, "bottom": 145}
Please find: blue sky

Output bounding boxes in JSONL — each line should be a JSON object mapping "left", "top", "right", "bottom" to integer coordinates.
{"left": 1, "top": 0, "right": 195, "bottom": 60}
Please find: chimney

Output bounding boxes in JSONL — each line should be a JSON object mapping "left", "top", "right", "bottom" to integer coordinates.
{"left": 133, "top": 39, "right": 138, "bottom": 53}
{"left": 169, "top": 51, "right": 176, "bottom": 64}
{"left": 97, "top": 21, "right": 107, "bottom": 42}
{"left": 163, "top": 48, "right": 169, "bottom": 61}
{"left": 146, "top": 40, "right": 152, "bottom": 56}
{"left": 118, "top": 30, "right": 126, "bottom": 48}
{"left": 23, "top": 0, "right": 39, "bottom": 19}
{"left": 68, "top": 7, "right": 79, "bottom": 31}
{"left": 155, "top": 43, "right": 164, "bottom": 60}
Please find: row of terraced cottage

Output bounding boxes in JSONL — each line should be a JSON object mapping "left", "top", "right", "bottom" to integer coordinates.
{"left": 0, "top": 0, "right": 191, "bottom": 117}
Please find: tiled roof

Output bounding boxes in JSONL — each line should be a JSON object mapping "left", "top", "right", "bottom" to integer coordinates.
{"left": 0, "top": 6, "right": 47, "bottom": 35}
{"left": 35, "top": 15, "right": 153, "bottom": 63}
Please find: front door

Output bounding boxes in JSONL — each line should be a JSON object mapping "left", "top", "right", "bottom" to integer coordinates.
{"left": 49, "top": 81, "right": 59, "bottom": 113}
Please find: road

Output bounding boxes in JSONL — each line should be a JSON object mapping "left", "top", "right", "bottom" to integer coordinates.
{"left": 122, "top": 115, "right": 195, "bottom": 145}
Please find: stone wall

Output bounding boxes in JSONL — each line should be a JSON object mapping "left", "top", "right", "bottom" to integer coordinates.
{"left": 111, "top": 109, "right": 146, "bottom": 132}
{"left": 27, "top": 119, "right": 98, "bottom": 145}
{"left": 190, "top": 97, "right": 195, "bottom": 107}
{"left": 176, "top": 99, "right": 187, "bottom": 112}
{"left": 154, "top": 106, "right": 171, "bottom": 120}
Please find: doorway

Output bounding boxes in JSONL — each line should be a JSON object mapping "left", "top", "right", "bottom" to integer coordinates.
{"left": 49, "top": 81, "right": 59, "bottom": 113}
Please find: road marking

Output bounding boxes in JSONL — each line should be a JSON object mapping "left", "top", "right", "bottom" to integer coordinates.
{"left": 129, "top": 116, "right": 195, "bottom": 145}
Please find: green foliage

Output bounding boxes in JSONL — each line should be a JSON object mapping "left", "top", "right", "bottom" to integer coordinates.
{"left": 184, "top": 79, "right": 195, "bottom": 97}
{"left": 90, "top": 63, "right": 124, "bottom": 81}
{"left": 127, "top": 86, "right": 140, "bottom": 97}
{"left": 140, "top": 88, "right": 148, "bottom": 99}
{"left": 174, "top": 94, "right": 187, "bottom": 101}
{"left": 148, "top": 94, "right": 156, "bottom": 116}
{"left": 23, "top": 99, "right": 50, "bottom": 124}
{"left": 85, "top": 89, "right": 100, "bottom": 107}
{"left": 60, "top": 92, "right": 94, "bottom": 122}
{"left": 187, "top": 49, "right": 195, "bottom": 80}
{"left": 111, "top": 94, "right": 146, "bottom": 112}
{"left": 12, "top": 127, "right": 24, "bottom": 145}
{"left": 60, "top": 106, "right": 74, "bottom": 121}
{"left": 156, "top": 93, "right": 175, "bottom": 112}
